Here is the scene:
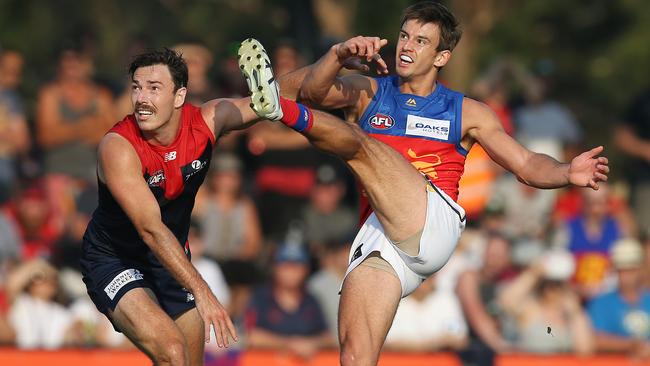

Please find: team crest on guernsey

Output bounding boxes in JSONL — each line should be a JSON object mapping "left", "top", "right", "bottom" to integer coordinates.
{"left": 369, "top": 114, "right": 395, "bottom": 130}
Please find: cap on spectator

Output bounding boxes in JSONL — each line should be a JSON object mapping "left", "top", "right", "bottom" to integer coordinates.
{"left": 211, "top": 153, "right": 242, "bottom": 173}
{"left": 541, "top": 249, "right": 575, "bottom": 281}
{"left": 315, "top": 164, "right": 340, "bottom": 185}
{"left": 611, "top": 238, "right": 644, "bottom": 269}
{"left": 275, "top": 243, "right": 309, "bottom": 264}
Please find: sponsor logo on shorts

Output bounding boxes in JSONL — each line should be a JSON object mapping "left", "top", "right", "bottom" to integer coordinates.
{"left": 405, "top": 115, "right": 450, "bottom": 140}
{"left": 104, "top": 269, "right": 144, "bottom": 300}
{"left": 186, "top": 293, "right": 195, "bottom": 302}
{"left": 369, "top": 114, "right": 395, "bottom": 130}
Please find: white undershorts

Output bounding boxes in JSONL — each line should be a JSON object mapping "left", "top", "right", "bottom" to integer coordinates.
{"left": 343, "top": 184, "right": 466, "bottom": 297}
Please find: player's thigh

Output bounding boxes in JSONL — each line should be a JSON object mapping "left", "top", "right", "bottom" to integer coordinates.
{"left": 346, "top": 127, "right": 428, "bottom": 241}
{"left": 338, "top": 264, "right": 402, "bottom": 354}
{"left": 174, "top": 308, "right": 205, "bottom": 366}
{"left": 110, "top": 287, "right": 187, "bottom": 361}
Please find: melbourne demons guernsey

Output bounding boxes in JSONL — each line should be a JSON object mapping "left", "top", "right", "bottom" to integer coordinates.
{"left": 84, "top": 103, "right": 214, "bottom": 260}
{"left": 358, "top": 76, "right": 467, "bottom": 222}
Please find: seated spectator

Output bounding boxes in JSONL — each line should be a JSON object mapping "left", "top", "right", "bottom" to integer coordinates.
{"left": 385, "top": 275, "right": 468, "bottom": 352}
{"left": 172, "top": 43, "right": 219, "bottom": 105}
{"left": 193, "top": 153, "right": 262, "bottom": 318}
{"left": 188, "top": 220, "right": 230, "bottom": 313}
{"left": 0, "top": 207, "right": 20, "bottom": 281}
{"left": 35, "top": 43, "right": 114, "bottom": 183}
{"left": 6, "top": 259, "right": 83, "bottom": 348}
{"left": 0, "top": 49, "right": 30, "bottom": 202}
{"left": 187, "top": 220, "right": 233, "bottom": 365}
{"left": 302, "top": 164, "right": 356, "bottom": 257}
{"left": 4, "top": 181, "right": 62, "bottom": 260}
{"left": 456, "top": 231, "right": 514, "bottom": 366}
{"left": 245, "top": 243, "right": 333, "bottom": 359}
{"left": 488, "top": 173, "right": 557, "bottom": 241}
{"left": 554, "top": 184, "right": 623, "bottom": 299}
{"left": 499, "top": 249, "right": 593, "bottom": 355}
{"left": 588, "top": 238, "right": 650, "bottom": 359}
{"left": 307, "top": 237, "right": 352, "bottom": 339}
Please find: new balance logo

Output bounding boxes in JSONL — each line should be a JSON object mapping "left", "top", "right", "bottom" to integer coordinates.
{"left": 164, "top": 151, "right": 177, "bottom": 162}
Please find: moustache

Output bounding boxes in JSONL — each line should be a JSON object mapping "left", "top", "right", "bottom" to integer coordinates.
{"left": 135, "top": 103, "right": 156, "bottom": 113}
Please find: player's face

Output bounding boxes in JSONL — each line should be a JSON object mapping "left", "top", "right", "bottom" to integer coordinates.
{"left": 131, "top": 64, "right": 186, "bottom": 132}
{"left": 396, "top": 20, "right": 449, "bottom": 81}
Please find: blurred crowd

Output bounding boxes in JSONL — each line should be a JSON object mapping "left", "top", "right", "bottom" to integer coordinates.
{"left": 1, "top": 37, "right": 650, "bottom": 366}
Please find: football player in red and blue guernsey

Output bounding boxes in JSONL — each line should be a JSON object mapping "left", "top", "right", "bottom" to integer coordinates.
{"left": 80, "top": 48, "right": 274, "bottom": 365}
{"left": 238, "top": 2, "right": 611, "bottom": 365}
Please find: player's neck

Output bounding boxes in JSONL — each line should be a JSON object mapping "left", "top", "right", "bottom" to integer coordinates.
{"left": 399, "top": 73, "right": 438, "bottom": 96}
{"left": 142, "top": 108, "right": 182, "bottom": 146}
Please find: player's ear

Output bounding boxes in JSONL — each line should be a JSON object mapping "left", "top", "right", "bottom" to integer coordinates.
{"left": 174, "top": 87, "right": 187, "bottom": 108}
{"left": 433, "top": 50, "right": 452, "bottom": 68}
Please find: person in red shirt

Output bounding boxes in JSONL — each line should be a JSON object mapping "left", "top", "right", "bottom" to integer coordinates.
{"left": 81, "top": 48, "right": 274, "bottom": 365}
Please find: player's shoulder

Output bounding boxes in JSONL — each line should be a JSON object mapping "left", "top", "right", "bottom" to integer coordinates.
{"left": 461, "top": 97, "right": 499, "bottom": 127}
{"left": 99, "top": 132, "right": 135, "bottom": 157}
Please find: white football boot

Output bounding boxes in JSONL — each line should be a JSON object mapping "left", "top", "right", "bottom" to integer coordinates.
{"left": 238, "top": 38, "right": 283, "bottom": 121}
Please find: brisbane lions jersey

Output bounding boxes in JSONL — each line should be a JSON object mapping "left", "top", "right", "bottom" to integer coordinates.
{"left": 358, "top": 76, "right": 467, "bottom": 222}
{"left": 85, "top": 103, "right": 214, "bottom": 260}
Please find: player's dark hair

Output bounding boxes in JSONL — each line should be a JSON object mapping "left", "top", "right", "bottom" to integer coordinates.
{"left": 129, "top": 48, "right": 188, "bottom": 91}
{"left": 401, "top": 1, "right": 462, "bottom": 52}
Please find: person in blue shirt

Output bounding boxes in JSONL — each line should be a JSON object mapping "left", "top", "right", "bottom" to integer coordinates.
{"left": 588, "top": 238, "right": 650, "bottom": 358}
{"left": 244, "top": 242, "right": 334, "bottom": 359}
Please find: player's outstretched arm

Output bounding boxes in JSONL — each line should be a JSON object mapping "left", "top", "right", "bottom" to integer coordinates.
{"left": 299, "top": 36, "right": 387, "bottom": 110}
{"left": 201, "top": 97, "right": 263, "bottom": 137}
{"left": 97, "top": 133, "right": 238, "bottom": 347}
{"left": 465, "top": 99, "right": 609, "bottom": 190}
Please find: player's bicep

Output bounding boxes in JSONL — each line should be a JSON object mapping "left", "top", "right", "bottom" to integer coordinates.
{"left": 98, "top": 133, "right": 162, "bottom": 232}
{"left": 201, "top": 97, "right": 259, "bottom": 137}
{"left": 467, "top": 102, "right": 531, "bottom": 175}
{"left": 310, "top": 74, "right": 376, "bottom": 111}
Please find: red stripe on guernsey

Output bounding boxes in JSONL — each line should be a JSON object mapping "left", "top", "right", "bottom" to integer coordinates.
{"left": 109, "top": 104, "right": 215, "bottom": 200}
{"left": 358, "top": 133, "right": 465, "bottom": 224}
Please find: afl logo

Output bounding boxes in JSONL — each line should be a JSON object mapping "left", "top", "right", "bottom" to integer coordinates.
{"left": 369, "top": 114, "right": 395, "bottom": 130}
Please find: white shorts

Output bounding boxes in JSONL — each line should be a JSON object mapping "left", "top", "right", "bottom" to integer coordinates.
{"left": 343, "top": 185, "right": 466, "bottom": 297}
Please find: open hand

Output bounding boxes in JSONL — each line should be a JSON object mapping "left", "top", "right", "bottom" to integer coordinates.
{"left": 335, "top": 36, "right": 389, "bottom": 74}
{"left": 568, "top": 146, "right": 609, "bottom": 190}
{"left": 194, "top": 289, "right": 238, "bottom": 348}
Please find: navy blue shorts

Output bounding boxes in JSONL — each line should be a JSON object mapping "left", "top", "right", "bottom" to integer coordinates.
{"left": 80, "top": 242, "right": 196, "bottom": 324}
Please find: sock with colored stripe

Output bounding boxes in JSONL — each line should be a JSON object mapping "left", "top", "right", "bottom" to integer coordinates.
{"left": 279, "top": 97, "right": 314, "bottom": 133}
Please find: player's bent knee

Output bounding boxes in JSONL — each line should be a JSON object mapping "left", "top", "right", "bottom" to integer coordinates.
{"left": 153, "top": 336, "right": 188, "bottom": 365}
{"left": 340, "top": 340, "right": 376, "bottom": 366}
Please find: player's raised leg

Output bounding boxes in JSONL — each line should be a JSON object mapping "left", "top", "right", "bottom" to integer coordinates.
{"left": 238, "top": 38, "right": 428, "bottom": 244}
{"left": 110, "top": 288, "right": 190, "bottom": 366}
